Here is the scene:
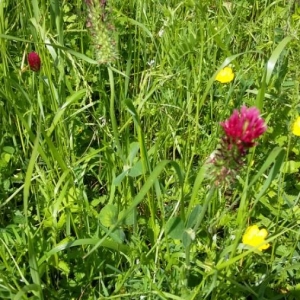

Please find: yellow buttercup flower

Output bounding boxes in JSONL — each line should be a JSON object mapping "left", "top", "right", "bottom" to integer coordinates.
{"left": 292, "top": 117, "right": 300, "bottom": 136}
{"left": 242, "top": 225, "right": 270, "bottom": 251}
{"left": 215, "top": 67, "right": 234, "bottom": 83}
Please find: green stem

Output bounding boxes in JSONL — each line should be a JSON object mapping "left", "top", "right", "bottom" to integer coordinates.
{"left": 107, "top": 66, "right": 125, "bottom": 162}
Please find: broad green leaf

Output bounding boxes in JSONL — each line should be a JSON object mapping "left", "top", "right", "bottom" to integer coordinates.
{"left": 165, "top": 217, "right": 185, "bottom": 240}
{"left": 127, "top": 142, "right": 140, "bottom": 165}
{"left": 2, "top": 153, "right": 11, "bottom": 163}
{"left": 118, "top": 208, "right": 135, "bottom": 226}
{"left": 113, "top": 170, "right": 128, "bottom": 186}
{"left": 128, "top": 160, "right": 143, "bottom": 177}
{"left": 3, "top": 146, "right": 14, "bottom": 154}
{"left": 99, "top": 204, "right": 118, "bottom": 227}
{"left": 182, "top": 228, "right": 195, "bottom": 248}
{"left": 186, "top": 205, "right": 202, "bottom": 228}
{"left": 112, "top": 228, "right": 126, "bottom": 243}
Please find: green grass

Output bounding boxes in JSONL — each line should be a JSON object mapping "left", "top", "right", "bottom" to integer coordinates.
{"left": 0, "top": 0, "right": 300, "bottom": 299}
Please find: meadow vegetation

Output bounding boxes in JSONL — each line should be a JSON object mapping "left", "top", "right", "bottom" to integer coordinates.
{"left": 0, "top": 0, "right": 300, "bottom": 299}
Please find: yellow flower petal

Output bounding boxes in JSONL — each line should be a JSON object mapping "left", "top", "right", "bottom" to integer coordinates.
{"left": 259, "top": 243, "right": 270, "bottom": 251}
{"left": 257, "top": 228, "right": 268, "bottom": 239}
{"left": 215, "top": 67, "right": 234, "bottom": 83}
{"left": 292, "top": 117, "right": 300, "bottom": 136}
{"left": 242, "top": 225, "right": 270, "bottom": 251}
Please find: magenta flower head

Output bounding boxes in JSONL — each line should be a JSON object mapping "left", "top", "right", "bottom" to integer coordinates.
{"left": 220, "top": 106, "right": 267, "bottom": 154}
{"left": 27, "top": 51, "right": 41, "bottom": 72}
{"left": 207, "top": 106, "right": 267, "bottom": 186}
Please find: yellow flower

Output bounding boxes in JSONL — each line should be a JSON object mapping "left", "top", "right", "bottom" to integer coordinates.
{"left": 215, "top": 67, "right": 234, "bottom": 83}
{"left": 292, "top": 117, "right": 300, "bottom": 136}
{"left": 242, "top": 225, "right": 270, "bottom": 251}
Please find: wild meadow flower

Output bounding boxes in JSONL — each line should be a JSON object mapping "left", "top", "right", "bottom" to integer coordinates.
{"left": 292, "top": 117, "right": 300, "bottom": 136}
{"left": 242, "top": 225, "right": 270, "bottom": 251}
{"left": 208, "top": 106, "right": 267, "bottom": 186}
{"left": 215, "top": 66, "right": 234, "bottom": 83}
{"left": 85, "top": 0, "right": 117, "bottom": 64}
{"left": 27, "top": 51, "right": 41, "bottom": 72}
{"left": 220, "top": 106, "right": 267, "bottom": 155}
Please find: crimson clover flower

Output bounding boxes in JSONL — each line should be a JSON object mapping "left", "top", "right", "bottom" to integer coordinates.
{"left": 220, "top": 106, "right": 267, "bottom": 155}
{"left": 27, "top": 51, "right": 41, "bottom": 72}
{"left": 207, "top": 106, "right": 267, "bottom": 186}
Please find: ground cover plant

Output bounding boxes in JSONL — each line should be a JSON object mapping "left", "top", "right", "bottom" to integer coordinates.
{"left": 0, "top": 0, "right": 300, "bottom": 299}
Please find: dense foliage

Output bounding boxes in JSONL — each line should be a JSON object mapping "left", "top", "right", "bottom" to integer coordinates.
{"left": 0, "top": 0, "right": 300, "bottom": 299}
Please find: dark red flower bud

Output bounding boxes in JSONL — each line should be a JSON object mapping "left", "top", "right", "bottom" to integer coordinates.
{"left": 27, "top": 52, "right": 41, "bottom": 72}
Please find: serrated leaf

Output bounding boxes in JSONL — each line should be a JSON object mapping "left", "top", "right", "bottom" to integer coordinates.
{"left": 281, "top": 160, "right": 300, "bottom": 174}
{"left": 13, "top": 214, "right": 26, "bottom": 225}
{"left": 43, "top": 218, "right": 53, "bottom": 228}
{"left": 275, "top": 245, "right": 290, "bottom": 256}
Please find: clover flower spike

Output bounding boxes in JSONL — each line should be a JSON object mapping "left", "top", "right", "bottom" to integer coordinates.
{"left": 292, "top": 117, "right": 300, "bottom": 136}
{"left": 27, "top": 52, "right": 41, "bottom": 72}
{"left": 220, "top": 106, "right": 267, "bottom": 153}
{"left": 242, "top": 225, "right": 270, "bottom": 251}
{"left": 215, "top": 67, "right": 234, "bottom": 83}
